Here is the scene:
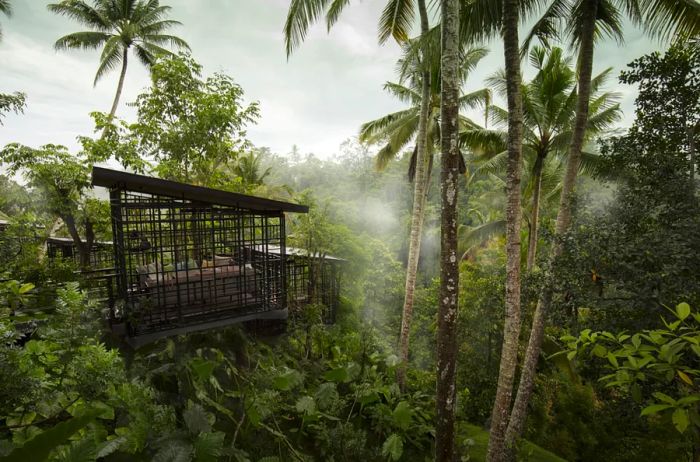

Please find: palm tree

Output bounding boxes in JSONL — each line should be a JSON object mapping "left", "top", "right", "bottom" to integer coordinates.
{"left": 503, "top": 3, "right": 700, "bottom": 456}
{"left": 284, "top": 0, "right": 453, "bottom": 392}
{"left": 360, "top": 41, "right": 489, "bottom": 388}
{"left": 435, "top": 1, "right": 461, "bottom": 458}
{"left": 483, "top": 0, "right": 525, "bottom": 458}
{"left": 232, "top": 151, "right": 273, "bottom": 192}
{"left": 360, "top": 46, "right": 490, "bottom": 177}
{"left": 48, "top": 0, "right": 189, "bottom": 119}
{"left": 462, "top": 46, "right": 621, "bottom": 270}
{"left": 0, "top": 0, "right": 11, "bottom": 41}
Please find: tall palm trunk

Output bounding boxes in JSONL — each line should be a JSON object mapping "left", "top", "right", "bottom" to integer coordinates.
{"left": 486, "top": 0, "right": 524, "bottom": 459}
{"left": 397, "top": 0, "right": 432, "bottom": 391}
{"left": 108, "top": 47, "right": 129, "bottom": 119}
{"left": 504, "top": 0, "right": 599, "bottom": 455}
{"left": 526, "top": 153, "right": 545, "bottom": 271}
{"left": 435, "top": 0, "right": 460, "bottom": 459}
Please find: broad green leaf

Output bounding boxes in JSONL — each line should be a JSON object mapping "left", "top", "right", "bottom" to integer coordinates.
{"left": 631, "top": 383, "right": 642, "bottom": 403}
{"left": 653, "top": 392, "right": 676, "bottom": 405}
{"left": 295, "top": 396, "right": 316, "bottom": 415}
{"left": 189, "top": 358, "right": 218, "bottom": 382}
{"left": 272, "top": 368, "right": 303, "bottom": 391}
{"left": 592, "top": 344, "right": 608, "bottom": 358}
{"left": 632, "top": 334, "right": 641, "bottom": 350}
{"left": 324, "top": 366, "right": 349, "bottom": 383}
{"left": 607, "top": 352, "right": 619, "bottom": 368}
{"left": 183, "top": 403, "right": 213, "bottom": 435}
{"left": 392, "top": 401, "right": 413, "bottom": 431}
{"left": 677, "top": 395, "right": 700, "bottom": 405}
{"left": 678, "top": 370, "right": 694, "bottom": 385}
{"left": 641, "top": 404, "right": 673, "bottom": 416}
{"left": 676, "top": 303, "right": 691, "bottom": 321}
{"left": 381, "top": 433, "right": 404, "bottom": 461}
{"left": 673, "top": 408, "right": 690, "bottom": 433}
{"left": 0, "top": 410, "right": 97, "bottom": 461}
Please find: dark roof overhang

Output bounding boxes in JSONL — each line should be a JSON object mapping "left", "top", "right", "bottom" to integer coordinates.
{"left": 92, "top": 167, "right": 309, "bottom": 213}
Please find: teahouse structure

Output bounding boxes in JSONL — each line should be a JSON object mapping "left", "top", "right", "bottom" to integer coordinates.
{"left": 46, "top": 236, "right": 114, "bottom": 269}
{"left": 92, "top": 167, "right": 311, "bottom": 347}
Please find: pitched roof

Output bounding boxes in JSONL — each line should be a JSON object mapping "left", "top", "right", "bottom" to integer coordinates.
{"left": 92, "top": 167, "right": 308, "bottom": 213}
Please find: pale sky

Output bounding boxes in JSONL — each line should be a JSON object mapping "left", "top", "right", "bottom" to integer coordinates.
{"left": 0, "top": 1, "right": 666, "bottom": 159}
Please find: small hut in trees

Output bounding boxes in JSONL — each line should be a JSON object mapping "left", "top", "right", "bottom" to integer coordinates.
{"left": 46, "top": 236, "right": 114, "bottom": 269}
{"left": 92, "top": 167, "right": 340, "bottom": 346}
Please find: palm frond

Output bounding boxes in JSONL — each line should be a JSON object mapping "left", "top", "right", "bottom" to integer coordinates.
{"left": 460, "top": 219, "right": 507, "bottom": 252}
{"left": 133, "top": 43, "right": 158, "bottom": 68}
{"left": 459, "top": 88, "right": 491, "bottom": 112}
{"left": 521, "top": 0, "right": 569, "bottom": 55}
{"left": 383, "top": 81, "right": 421, "bottom": 105}
{"left": 397, "top": 24, "right": 441, "bottom": 80}
{"left": 141, "top": 33, "right": 190, "bottom": 50}
{"left": 47, "top": 1, "right": 110, "bottom": 30}
{"left": 359, "top": 108, "right": 417, "bottom": 144}
{"left": 93, "top": 35, "right": 123, "bottom": 84}
{"left": 578, "top": 150, "right": 608, "bottom": 178}
{"left": 326, "top": 0, "right": 350, "bottom": 30}
{"left": 590, "top": 66, "right": 613, "bottom": 92}
{"left": 461, "top": 46, "right": 490, "bottom": 76}
{"left": 378, "top": 0, "right": 415, "bottom": 44}
{"left": 640, "top": 0, "right": 700, "bottom": 42}
{"left": 473, "top": 149, "right": 509, "bottom": 176}
{"left": 284, "top": 0, "right": 331, "bottom": 57}
{"left": 585, "top": 104, "right": 622, "bottom": 134}
{"left": 0, "top": 0, "right": 12, "bottom": 17}
{"left": 133, "top": 3, "right": 172, "bottom": 25}
{"left": 140, "top": 19, "right": 184, "bottom": 35}
{"left": 488, "top": 105, "right": 509, "bottom": 128}
{"left": 54, "top": 31, "right": 111, "bottom": 51}
{"left": 460, "top": 128, "right": 507, "bottom": 155}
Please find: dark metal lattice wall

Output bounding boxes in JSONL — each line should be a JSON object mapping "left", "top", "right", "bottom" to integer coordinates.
{"left": 286, "top": 255, "right": 340, "bottom": 324}
{"left": 109, "top": 189, "right": 286, "bottom": 338}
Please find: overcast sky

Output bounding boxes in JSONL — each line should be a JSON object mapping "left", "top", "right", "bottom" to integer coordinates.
{"left": 0, "top": 1, "right": 667, "bottom": 160}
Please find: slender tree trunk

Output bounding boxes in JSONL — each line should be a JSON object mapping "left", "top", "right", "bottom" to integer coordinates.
{"left": 39, "top": 217, "right": 64, "bottom": 262}
{"left": 504, "top": 0, "right": 599, "bottom": 455}
{"left": 397, "top": 0, "right": 432, "bottom": 391}
{"left": 689, "top": 124, "right": 697, "bottom": 190}
{"left": 108, "top": 47, "right": 129, "bottom": 120}
{"left": 486, "top": 0, "right": 524, "bottom": 460}
{"left": 435, "top": 0, "right": 460, "bottom": 460}
{"left": 60, "top": 212, "right": 90, "bottom": 269}
{"left": 525, "top": 153, "right": 545, "bottom": 271}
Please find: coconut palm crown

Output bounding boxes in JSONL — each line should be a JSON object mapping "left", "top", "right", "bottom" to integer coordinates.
{"left": 359, "top": 43, "right": 491, "bottom": 179}
{"left": 460, "top": 46, "right": 622, "bottom": 265}
{"left": 48, "top": 0, "right": 190, "bottom": 118}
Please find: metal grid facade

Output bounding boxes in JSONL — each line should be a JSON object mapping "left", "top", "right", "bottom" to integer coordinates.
{"left": 109, "top": 188, "right": 286, "bottom": 338}
{"left": 286, "top": 255, "right": 341, "bottom": 324}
